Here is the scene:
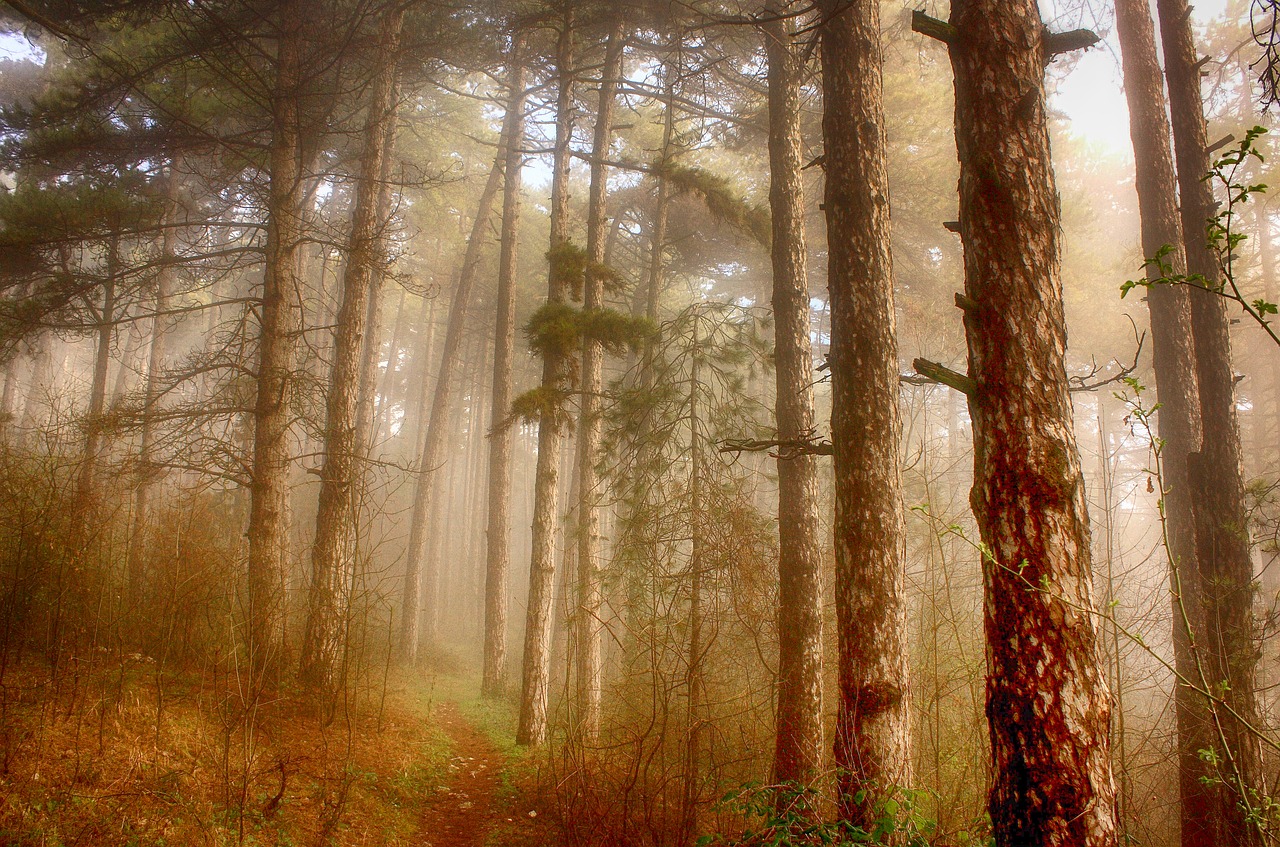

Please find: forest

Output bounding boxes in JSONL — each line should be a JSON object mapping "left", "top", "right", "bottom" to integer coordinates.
{"left": 0, "top": 0, "right": 1276, "bottom": 845}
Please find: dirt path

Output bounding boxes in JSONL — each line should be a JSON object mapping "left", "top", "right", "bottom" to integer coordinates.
{"left": 416, "top": 702, "right": 506, "bottom": 847}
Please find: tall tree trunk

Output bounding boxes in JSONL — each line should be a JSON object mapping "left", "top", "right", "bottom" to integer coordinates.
{"left": 939, "top": 1, "right": 1118, "bottom": 842}
{"left": 397, "top": 144, "right": 505, "bottom": 666}
{"left": 763, "top": 3, "right": 824, "bottom": 794}
{"left": 76, "top": 238, "right": 118, "bottom": 516}
{"left": 19, "top": 338, "right": 52, "bottom": 437}
{"left": 1156, "top": 0, "right": 1265, "bottom": 838}
{"left": 1111, "top": 0, "right": 1213, "bottom": 842}
{"left": 110, "top": 328, "right": 141, "bottom": 405}
{"left": 517, "top": 12, "right": 575, "bottom": 746}
{"left": 402, "top": 38, "right": 519, "bottom": 674}
{"left": 481, "top": 29, "right": 528, "bottom": 695}
{"left": 354, "top": 122, "right": 400, "bottom": 457}
{"left": 618, "top": 51, "right": 674, "bottom": 671}
{"left": 374, "top": 288, "right": 408, "bottom": 441}
{"left": 0, "top": 347, "right": 22, "bottom": 439}
{"left": 817, "top": 0, "right": 912, "bottom": 826}
{"left": 128, "top": 161, "right": 182, "bottom": 610}
{"left": 572, "top": 18, "right": 625, "bottom": 744}
{"left": 300, "top": 7, "right": 403, "bottom": 694}
{"left": 246, "top": 3, "right": 307, "bottom": 677}
{"left": 681, "top": 313, "right": 706, "bottom": 845}
{"left": 1256, "top": 203, "right": 1279, "bottom": 464}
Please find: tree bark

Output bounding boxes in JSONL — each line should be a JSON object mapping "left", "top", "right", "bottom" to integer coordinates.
{"left": 1111, "top": 0, "right": 1214, "bottom": 842}
{"left": 128, "top": 162, "right": 183, "bottom": 605}
{"left": 517, "top": 11, "right": 575, "bottom": 746}
{"left": 76, "top": 237, "right": 118, "bottom": 518}
{"left": 402, "top": 136, "right": 507, "bottom": 667}
{"left": 354, "top": 117, "right": 400, "bottom": 457}
{"left": 400, "top": 35, "right": 522, "bottom": 678}
{"left": 0, "top": 347, "right": 22, "bottom": 439}
{"left": 941, "top": 0, "right": 1119, "bottom": 842}
{"left": 817, "top": 0, "right": 912, "bottom": 826}
{"left": 681, "top": 312, "right": 706, "bottom": 845}
{"left": 373, "top": 288, "right": 408, "bottom": 442}
{"left": 1156, "top": 1, "right": 1265, "bottom": 840}
{"left": 572, "top": 18, "right": 625, "bottom": 744}
{"left": 247, "top": 2, "right": 307, "bottom": 677}
{"left": 764, "top": 3, "right": 824, "bottom": 793}
{"left": 300, "top": 6, "right": 403, "bottom": 694}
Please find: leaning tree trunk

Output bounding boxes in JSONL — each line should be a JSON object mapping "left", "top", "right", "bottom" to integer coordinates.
{"left": 763, "top": 2, "right": 824, "bottom": 794}
{"left": 931, "top": 1, "right": 1119, "bottom": 842}
{"left": 1156, "top": 1, "right": 1265, "bottom": 840}
{"left": 480, "top": 28, "right": 528, "bottom": 701}
{"left": 403, "top": 111, "right": 509, "bottom": 667}
{"left": 1112, "top": 0, "right": 1213, "bottom": 843}
{"left": 572, "top": 18, "right": 625, "bottom": 744}
{"left": 816, "top": 0, "right": 912, "bottom": 827}
{"left": 517, "top": 12, "right": 574, "bottom": 746}
{"left": 300, "top": 7, "right": 403, "bottom": 695}
{"left": 247, "top": 3, "right": 307, "bottom": 677}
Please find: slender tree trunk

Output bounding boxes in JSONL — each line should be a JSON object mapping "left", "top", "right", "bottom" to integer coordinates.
{"left": 1096, "top": 398, "right": 1130, "bottom": 827}
{"left": 301, "top": 7, "right": 403, "bottom": 694}
{"left": 1157, "top": 2, "right": 1265, "bottom": 841}
{"left": 681, "top": 314, "right": 706, "bottom": 845}
{"left": 374, "top": 288, "right": 408, "bottom": 440}
{"left": 110, "top": 328, "right": 140, "bottom": 405}
{"left": 404, "top": 76, "right": 514, "bottom": 665}
{"left": 764, "top": 3, "right": 824, "bottom": 794}
{"left": 572, "top": 18, "right": 625, "bottom": 744}
{"left": 481, "top": 30, "right": 528, "bottom": 694}
{"left": 19, "top": 339, "right": 52, "bottom": 437}
{"left": 0, "top": 348, "right": 22, "bottom": 439}
{"left": 817, "top": 0, "right": 912, "bottom": 825}
{"left": 77, "top": 239, "right": 118, "bottom": 516}
{"left": 1256, "top": 203, "right": 1280, "bottom": 464}
{"left": 354, "top": 121, "right": 400, "bottom": 457}
{"left": 128, "top": 164, "right": 182, "bottom": 605}
{"left": 939, "top": 1, "right": 1118, "bottom": 842}
{"left": 517, "top": 12, "right": 575, "bottom": 746}
{"left": 617, "top": 62, "right": 674, "bottom": 671}
{"left": 1111, "top": 0, "right": 1213, "bottom": 842}
{"left": 402, "top": 293, "right": 434, "bottom": 449}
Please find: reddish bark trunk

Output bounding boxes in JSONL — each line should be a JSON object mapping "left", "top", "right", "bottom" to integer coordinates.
{"left": 939, "top": 0, "right": 1119, "bottom": 842}
{"left": 817, "top": 0, "right": 912, "bottom": 826}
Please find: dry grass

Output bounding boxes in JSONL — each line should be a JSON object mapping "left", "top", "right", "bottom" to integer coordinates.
{"left": 0, "top": 657, "right": 454, "bottom": 846}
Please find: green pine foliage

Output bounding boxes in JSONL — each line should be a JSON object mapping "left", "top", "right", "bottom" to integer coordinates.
{"left": 652, "top": 159, "right": 772, "bottom": 247}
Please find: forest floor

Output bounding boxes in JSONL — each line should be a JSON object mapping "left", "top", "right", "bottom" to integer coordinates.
{"left": 0, "top": 651, "right": 555, "bottom": 846}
